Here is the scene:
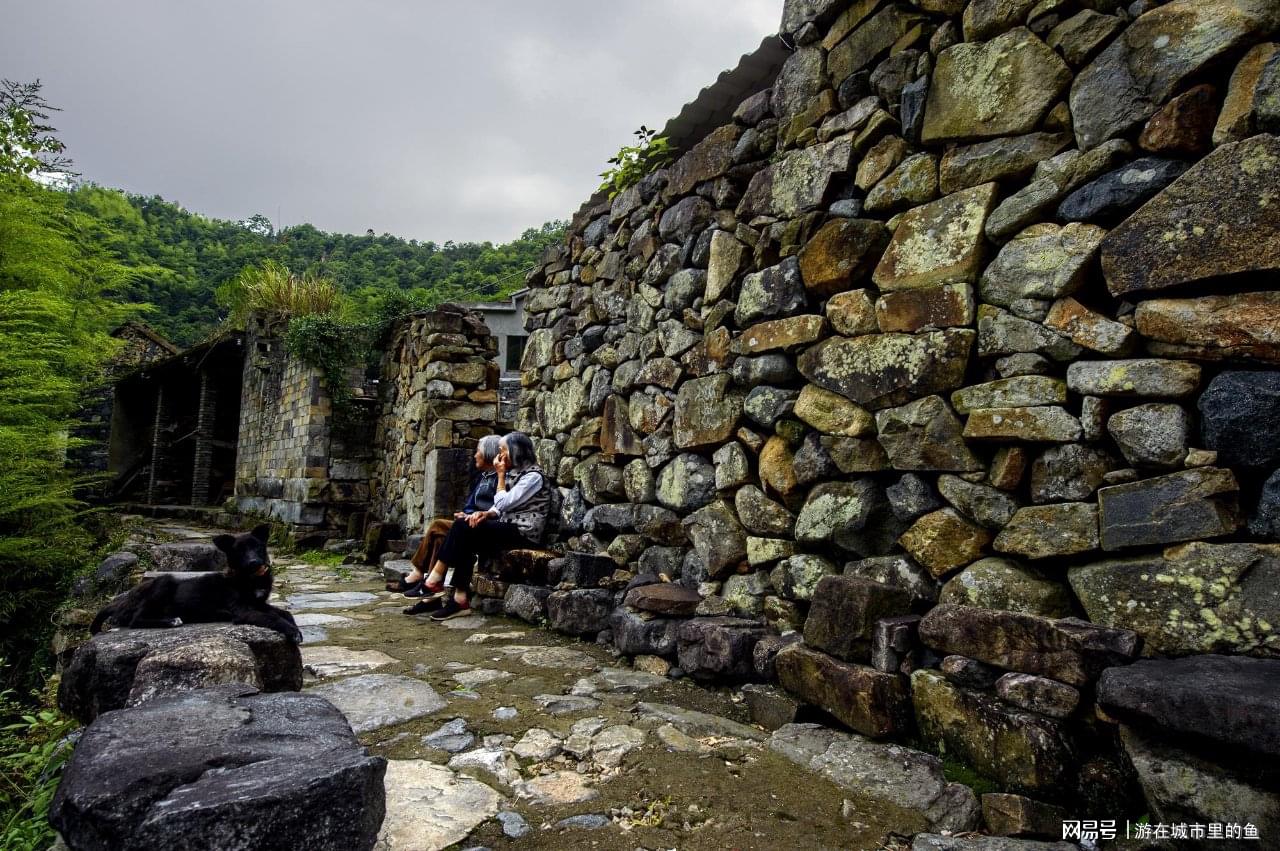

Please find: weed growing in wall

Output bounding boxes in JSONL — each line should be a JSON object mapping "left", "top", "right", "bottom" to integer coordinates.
{"left": 598, "top": 126, "right": 675, "bottom": 198}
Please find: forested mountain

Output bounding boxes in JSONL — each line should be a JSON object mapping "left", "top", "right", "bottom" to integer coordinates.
{"left": 66, "top": 186, "right": 566, "bottom": 345}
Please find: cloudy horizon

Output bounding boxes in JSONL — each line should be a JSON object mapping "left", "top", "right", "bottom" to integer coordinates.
{"left": 4, "top": 1, "right": 779, "bottom": 244}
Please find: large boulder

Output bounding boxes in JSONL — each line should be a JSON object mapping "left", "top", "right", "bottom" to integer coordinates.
{"left": 775, "top": 643, "right": 912, "bottom": 739}
{"left": 673, "top": 374, "right": 743, "bottom": 450}
{"left": 873, "top": 183, "right": 999, "bottom": 292}
{"left": 737, "top": 136, "right": 854, "bottom": 218}
{"left": 1070, "top": 1, "right": 1280, "bottom": 150}
{"left": 940, "top": 557, "right": 1074, "bottom": 618}
{"left": 546, "top": 589, "right": 614, "bottom": 637}
{"left": 1136, "top": 291, "right": 1280, "bottom": 364}
{"left": 1101, "top": 134, "right": 1280, "bottom": 296}
{"left": 1098, "top": 655, "right": 1280, "bottom": 759}
{"left": 682, "top": 500, "right": 748, "bottom": 579}
{"left": 58, "top": 624, "right": 303, "bottom": 724}
{"left": 918, "top": 604, "right": 1139, "bottom": 687}
{"left": 610, "top": 608, "right": 681, "bottom": 657}
{"left": 676, "top": 617, "right": 764, "bottom": 682}
{"left": 1070, "top": 542, "right": 1280, "bottom": 657}
{"left": 802, "top": 576, "right": 915, "bottom": 662}
{"left": 49, "top": 685, "right": 386, "bottom": 851}
{"left": 912, "top": 669, "right": 1075, "bottom": 796}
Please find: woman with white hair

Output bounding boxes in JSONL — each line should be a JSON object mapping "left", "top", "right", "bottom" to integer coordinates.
{"left": 425, "top": 431, "right": 551, "bottom": 621}
{"left": 395, "top": 434, "right": 501, "bottom": 615}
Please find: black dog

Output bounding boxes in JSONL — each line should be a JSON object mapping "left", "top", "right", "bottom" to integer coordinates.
{"left": 90, "top": 525, "right": 302, "bottom": 643}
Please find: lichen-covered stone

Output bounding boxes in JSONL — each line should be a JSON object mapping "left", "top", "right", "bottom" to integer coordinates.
{"left": 1029, "top": 444, "right": 1115, "bottom": 504}
{"left": 873, "top": 183, "right": 998, "bottom": 291}
{"left": 995, "top": 673, "right": 1081, "bottom": 720}
{"left": 951, "top": 377, "right": 1067, "bottom": 414}
{"left": 978, "top": 223, "right": 1106, "bottom": 308}
{"left": 1139, "top": 83, "right": 1219, "bottom": 156}
{"left": 775, "top": 644, "right": 912, "bottom": 738}
{"left": 977, "top": 306, "right": 1082, "bottom": 362}
{"left": 734, "top": 315, "right": 827, "bottom": 355}
{"left": 673, "top": 374, "right": 742, "bottom": 449}
{"left": 798, "top": 218, "right": 889, "bottom": 295}
{"left": 938, "top": 132, "right": 1071, "bottom": 195}
{"left": 736, "top": 256, "right": 807, "bottom": 326}
{"left": 918, "top": 604, "right": 1140, "bottom": 686}
{"left": 994, "top": 503, "right": 1099, "bottom": 559}
{"left": 681, "top": 500, "right": 747, "bottom": 579}
{"left": 799, "top": 330, "right": 975, "bottom": 411}
{"left": 735, "top": 485, "right": 796, "bottom": 537}
{"left": 1069, "top": 542, "right": 1280, "bottom": 656}
{"left": 827, "top": 4, "right": 928, "bottom": 85}
{"left": 1106, "top": 403, "right": 1190, "bottom": 469}
{"left": 911, "top": 669, "right": 1076, "bottom": 795}
{"left": 1065, "top": 359, "right": 1201, "bottom": 398}
{"left": 940, "top": 557, "right": 1073, "bottom": 618}
{"left": 793, "top": 384, "right": 875, "bottom": 436}
{"left": 899, "top": 508, "right": 992, "bottom": 578}
{"left": 771, "top": 553, "right": 838, "bottom": 601}
{"left": 864, "top": 153, "right": 940, "bottom": 214}
{"left": 963, "top": 407, "right": 1082, "bottom": 443}
{"left": 737, "top": 136, "right": 854, "bottom": 218}
{"left": 1097, "top": 467, "right": 1241, "bottom": 551}
{"left": 1070, "top": 0, "right": 1280, "bottom": 149}
{"left": 795, "top": 479, "right": 878, "bottom": 546}
{"left": 876, "top": 395, "right": 982, "bottom": 472}
{"left": 1043, "top": 297, "right": 1134, "bottom": 355}
{"left": 1058, "top": 157, "right": 1189, "bottom": 223}
{"left": 845, "top": 554, "right": 939, "bottom": 605}
{"left": 923, "top": 29, "right": 1070, "bottom": 144}
{"left": 655, "top": 453, "right": 716, "bottom": 512}
{"left": 1136, "top": 292, "right": 1280, "bottom": 364}
{"left": 874, "top": 283, "right": 975, "bottom": 334}
{"left": 936, "top": 475, "right": 1021, "bottom": 530}
{"left": 1101, "top": 135, "right": 1280, "bottom": 296}
{"left": 825, "top": 288, "right": 880, "bottom": 336}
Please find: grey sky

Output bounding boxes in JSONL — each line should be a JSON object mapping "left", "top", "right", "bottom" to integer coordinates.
{"left": 4, "top": 1, "right": 779, "bottom": 243}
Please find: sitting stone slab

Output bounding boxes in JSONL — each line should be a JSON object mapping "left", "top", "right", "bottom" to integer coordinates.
{"left": 58, "top": 623, "right": 303, "bottom": 724}
{"left": 485, "top": 548, "right": 557, "bottom": 584}
{"left": 50, "top": 684, "right": 386, "bottom": 851}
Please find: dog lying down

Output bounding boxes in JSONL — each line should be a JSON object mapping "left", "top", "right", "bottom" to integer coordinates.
{"left": 91, "top": 525, "right": 303, "bottom": 643}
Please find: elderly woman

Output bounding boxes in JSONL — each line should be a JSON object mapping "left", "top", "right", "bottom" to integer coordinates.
{"left": 395, "top": 435, "right": 501, "bottom": 615}
{"left": 426, "top": 431, "right": 551, "bottom": 621}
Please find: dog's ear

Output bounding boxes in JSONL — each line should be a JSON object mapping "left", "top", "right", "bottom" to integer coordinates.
{"left": 250, "top": 524, "right": 271, "bottom": 543}
{"left": 212, "top": 534, "right": 236, "bottom": 554}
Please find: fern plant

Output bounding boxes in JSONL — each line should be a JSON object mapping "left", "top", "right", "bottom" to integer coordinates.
{"left": 598, "top": 126, "right": 675, "bottom": 199}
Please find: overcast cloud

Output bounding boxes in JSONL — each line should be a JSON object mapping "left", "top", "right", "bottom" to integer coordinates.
{"left": 3, "top": 1, "right": 779, "bottom": 243}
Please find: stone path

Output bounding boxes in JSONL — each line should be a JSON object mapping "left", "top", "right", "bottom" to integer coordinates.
{"left": 258, "top": 545, "right": 925, "bottom": 850}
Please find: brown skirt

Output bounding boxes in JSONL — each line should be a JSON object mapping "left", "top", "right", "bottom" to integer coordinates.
{"left": 410, "top": 517, "right": 454, "bottom": 571}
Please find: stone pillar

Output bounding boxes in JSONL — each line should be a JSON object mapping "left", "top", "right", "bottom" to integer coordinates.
{"left": 146, "top": 384, "right": 167, "bottom": 505}
{"left": 190, "top": 369, "right": 216, "bottom": 505}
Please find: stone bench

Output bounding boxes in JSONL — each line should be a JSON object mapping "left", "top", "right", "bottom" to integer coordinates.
{"left": 58, "top": 623, "right": 303, "bottom": 724}
{"left": 50, "top": 684, "right": 386, "bottom": 851}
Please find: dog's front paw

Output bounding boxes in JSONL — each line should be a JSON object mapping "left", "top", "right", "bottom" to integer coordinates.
{"left": 288, "top": 627, "right": 304, "bottom": 644}
{"left": 168, "top": 617, "right": 184, "bottom": 627}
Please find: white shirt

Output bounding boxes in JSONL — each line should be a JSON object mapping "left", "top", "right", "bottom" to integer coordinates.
{"left": 491, "top": 470, "right": 543, "bottom": 515}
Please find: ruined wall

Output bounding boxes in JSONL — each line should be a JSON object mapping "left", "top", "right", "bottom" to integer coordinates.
{"left": 234, "top": 307, "right": 499, "bottom": 536}
{"left": 234, "top": 314, "right": 374, "bottom": 531}
{"left": 517, "top": 0, "right": 1280, "bottom": 826}
{"left": 370, "top": 305, "right": 500, "bottom": 533}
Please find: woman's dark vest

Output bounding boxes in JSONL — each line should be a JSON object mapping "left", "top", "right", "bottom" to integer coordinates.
{"left": 471, "top": 471, "right": 497, "bottom": 512}
{"left": 502, "top": 465, "right": 550, "bottom": 543}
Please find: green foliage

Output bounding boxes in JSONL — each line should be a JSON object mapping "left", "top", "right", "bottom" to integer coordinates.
{"left": 0, "top": 677, "right": 77, "bottom": 851}
{"left": 219, "top": 259, "right": 343, "bottom": 324}
{"left": 283, "top": 313, "right": 370, "bottom": 411}
{"left": 63, "top": 183, "right": 567, "bottom": 345}
{"left": 0, "top": 173, "right": 137, "bottom": 688}
{"left": 598, "top": 126, "right": 675, "bottom": 199}
{"left": 297, "top": 549, "right": 347, "bottom": 568}
{"left": 0, "top": 80, "right": 72, "bottom": 178}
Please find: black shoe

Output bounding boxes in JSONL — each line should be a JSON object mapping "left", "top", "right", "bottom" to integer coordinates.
{"left": 429, "top": 598, "right": 472, "bottom": 621}
{"left": 403, "top": 593, "right": 446, "bottom": 615}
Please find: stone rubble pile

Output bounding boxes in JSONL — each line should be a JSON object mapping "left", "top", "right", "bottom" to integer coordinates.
{"left": 511, "top": 0, "right": 1280, "bottom": 836}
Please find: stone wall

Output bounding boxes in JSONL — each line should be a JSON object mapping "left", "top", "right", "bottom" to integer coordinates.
{"left": 516, "top": 0, "right": 1280, "bottom": 827}
{"left": 234, "top": 314, "right": 375, "bottom": 531}
{"left": 370, "top": 305, "right": 501, "bottom": 533}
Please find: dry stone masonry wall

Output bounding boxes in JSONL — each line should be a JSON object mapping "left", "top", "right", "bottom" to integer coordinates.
{"left": 370, "top": 306, "right": 501, "bottom": 533}
{"left": 515, "top": 0, "right": 1280, "bottom": 834}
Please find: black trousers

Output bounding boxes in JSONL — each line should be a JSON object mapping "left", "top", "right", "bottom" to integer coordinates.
{"left": 437, "top": 518, "right": 536, "bottom": 593}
